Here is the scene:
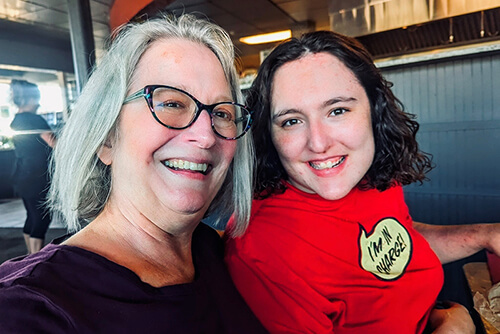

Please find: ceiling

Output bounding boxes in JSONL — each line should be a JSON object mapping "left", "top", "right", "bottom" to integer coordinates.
{"left": 135, "top": 0, "right": 332, "bottom": 66}
{"left": 0, "top": 0, "right": 498, "bottom": 74}
{"left": 0, "top": 0, "right": 332, "bottom": 70}
{"left": 0, "top": 0, "right": 113, "bottom": 60}
{"left": 0, "top": 0, "right": 336, "bottom": 72}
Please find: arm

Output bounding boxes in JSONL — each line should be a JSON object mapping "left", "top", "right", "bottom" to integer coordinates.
{"left": 40, "top": 131, "right": 56, "bottom": 148}
{"left": 414, "top": 221, "right": 500, "bottom": 264}
{"left": 428, "top": 302, "right": 475, "bottom": 334}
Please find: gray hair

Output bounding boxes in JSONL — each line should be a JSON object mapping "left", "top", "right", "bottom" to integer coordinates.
{"left": 48, "top": 14, "right": 253, "bottom": 237}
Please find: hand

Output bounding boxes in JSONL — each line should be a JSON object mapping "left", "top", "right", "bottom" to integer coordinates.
{"left": 428, "top": 301, "right": 475, "bottom": 334}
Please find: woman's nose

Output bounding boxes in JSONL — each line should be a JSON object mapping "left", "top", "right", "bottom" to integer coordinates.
{"left": 307, "top": 122, "right": 331, "bottom": 153}
{"left": 185, "top": 109, "right": 217, "bottom": 148}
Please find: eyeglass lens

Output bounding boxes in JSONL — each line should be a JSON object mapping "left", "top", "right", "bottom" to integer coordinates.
{"left": 150, "top": 86, "right": 250, "bottom": 139}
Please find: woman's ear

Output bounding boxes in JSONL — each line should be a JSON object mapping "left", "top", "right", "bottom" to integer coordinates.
{"left": 97, "top": 140, "right": 113, "bottom": 166}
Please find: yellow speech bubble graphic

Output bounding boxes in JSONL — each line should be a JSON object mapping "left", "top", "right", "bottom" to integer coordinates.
{"left": 358, "top": 218, "right": 412, "bottom": 280}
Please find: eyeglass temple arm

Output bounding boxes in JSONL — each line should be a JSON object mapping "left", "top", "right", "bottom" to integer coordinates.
{"left": 123, "top": 89, "right": 146, "bottom": 104}
{"left": 234, "top": 110, "right": 254, "bottom": 124}
{"left": 235, "top": 116, "right": 249, "bottom": 123}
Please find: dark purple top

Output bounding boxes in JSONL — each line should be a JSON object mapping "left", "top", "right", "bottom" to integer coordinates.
{"left": 0, "top": 223, "right": 267, "bottom": 333}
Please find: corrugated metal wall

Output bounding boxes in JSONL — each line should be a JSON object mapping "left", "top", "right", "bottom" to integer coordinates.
{"left": 381, "top": 51, "right": 500, "bottom": 311}
{"left": 382, "top": 53, "right": 500, "bottom": 226}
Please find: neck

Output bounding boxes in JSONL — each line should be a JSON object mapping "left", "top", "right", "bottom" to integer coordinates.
{"left": 64, "top": 203, "right": 199, "bottom": 287}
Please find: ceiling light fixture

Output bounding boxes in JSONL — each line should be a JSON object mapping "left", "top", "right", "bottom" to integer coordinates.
{"left": 239, "top": 30, "right": 292, "bottom": 45}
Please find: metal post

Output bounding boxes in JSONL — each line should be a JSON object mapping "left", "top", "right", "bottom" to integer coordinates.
{"left": 67, "top": 0, "right": 96, "bottom": 95}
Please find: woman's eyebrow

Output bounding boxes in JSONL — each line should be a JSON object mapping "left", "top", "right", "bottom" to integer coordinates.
{"left": 271, "top": 96, "right": 359, "bottom": 120}
{"left": 272, "top": 108, "right": 302, "bottom": 121}
{"left": 322, "top": 96, "right": 357, "bottom": 108}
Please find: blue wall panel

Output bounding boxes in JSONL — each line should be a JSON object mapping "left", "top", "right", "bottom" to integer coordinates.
{"left": 382, "top": 53, "right": 500, "bottom": 226}
{"left": 381, "top": 52, "right": 500, "bottom": 310}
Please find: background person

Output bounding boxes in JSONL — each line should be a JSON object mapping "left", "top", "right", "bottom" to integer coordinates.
{"left": 224, "top": 30, "right": 486, "bottom": 333}
{"left": 9, "top": 79, "right": 55, "bottom": 254}
{"left": 0, "top": 14, "right": 264, "bottom": 333}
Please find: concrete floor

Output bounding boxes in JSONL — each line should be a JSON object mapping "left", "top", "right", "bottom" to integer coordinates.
{"left": 0, "top": 198, "right": 66, "bottom": 263}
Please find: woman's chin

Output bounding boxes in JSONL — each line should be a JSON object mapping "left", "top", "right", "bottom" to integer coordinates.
{"left": 315, "top": 186, "right": 353, "bottom": 201}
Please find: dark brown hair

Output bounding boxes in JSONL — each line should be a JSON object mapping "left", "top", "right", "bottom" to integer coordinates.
{"left": 247, "top": 30, "right": 433, "bottom": 198}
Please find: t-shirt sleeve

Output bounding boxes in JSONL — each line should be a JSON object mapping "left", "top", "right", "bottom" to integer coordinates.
{"left": 225, "top": 235, "right": 338, "bottom": 334}
{"left": 0, "top": 286, "right": 75, "bottom": 333}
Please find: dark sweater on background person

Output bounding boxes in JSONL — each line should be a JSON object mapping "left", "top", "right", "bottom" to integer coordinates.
{"left": 10, "top": 112, "right": 52, "bottom": 197}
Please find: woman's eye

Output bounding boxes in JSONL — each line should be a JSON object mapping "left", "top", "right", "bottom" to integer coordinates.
{"left": 330, "top": 108, "right": 348, "bottom": 116}
{"left": 213, "top": 110, "right": 233, "bottom": 121}
{"left": 281, "top": 118, "right": 301, "bottom": 127}
{"left": 160, "top": 101, "right": 183, "bottom": 108}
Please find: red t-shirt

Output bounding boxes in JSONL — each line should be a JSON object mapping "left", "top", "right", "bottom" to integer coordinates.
{"left": 225, "top": 184, "right": 443, "bottom": 334}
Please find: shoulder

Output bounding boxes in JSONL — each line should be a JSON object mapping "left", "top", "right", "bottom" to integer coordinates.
{"left": 9, "top": 113, "right": 24, "bottom": 129}
{"left": 356, "top": 184, "right": 406, "bottom": 210}
{"left": 0, "top": 245, "right": 60, "bottom": 286}
{"left": 30, "top": 113, "right": 51, "bottom": 129}
{"left": 10, "top": 112, "right": 50, "bottom": 130}
{"left": 376, "top": 184, "right": 408, "bottom": 212}
{"left": 225, "top": 198, "right": 280, "bottom": 264}
{"left": 0, "top": 242, "right": 111, "bottom": 292}
{"left": 0, "top": 246, "right": 76, "bottom": 332}
{"left": 383, "top": 183, "right": 404, "bottom": 197}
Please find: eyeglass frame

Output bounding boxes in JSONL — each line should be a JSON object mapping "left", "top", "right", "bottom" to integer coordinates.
{"left": 123, "top": 84, "right": 253, "bottom": 140}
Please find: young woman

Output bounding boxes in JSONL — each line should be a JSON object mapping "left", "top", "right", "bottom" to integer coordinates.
{"left": 225, "top": 30, "right": 484, "bottom": 333}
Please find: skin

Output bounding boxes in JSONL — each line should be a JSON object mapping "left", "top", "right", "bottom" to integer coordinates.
{"left": 270, "top": 52, "right": 375, "bottom": 201}
{"left": 428, "top": 302, "right": 475, "bottom": 333}
{"left": 40, "top": 132, "right": 56, "bottom": 148}
{"left": 414, "top": 221, "right": 500, "bottom": 264}
{"left": 64, "top": 38, "right": 237, "bottom": 287}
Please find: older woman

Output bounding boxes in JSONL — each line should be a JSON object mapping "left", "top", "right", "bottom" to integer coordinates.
{"left": 225, "top": 30, "right": 484, "bottom": 333}
{"left": 0, "top": 14, "right": 265, "bottom": 333}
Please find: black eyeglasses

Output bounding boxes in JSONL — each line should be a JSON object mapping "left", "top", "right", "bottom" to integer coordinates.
{"left": 123, "top": 85, "right": 253, "bottom": 140}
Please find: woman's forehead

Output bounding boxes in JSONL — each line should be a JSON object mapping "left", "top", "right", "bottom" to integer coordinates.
{"left": 131, "top": 38, "right": 232, "bottom": 102}
{"left": 271, "top": 53, "right": 364, "bottom": 106}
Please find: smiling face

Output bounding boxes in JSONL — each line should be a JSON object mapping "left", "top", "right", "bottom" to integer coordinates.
{"left": 99, "top": 38, "right": 236, "bottom": 227}
{"left": 270, "top": 52, "right": 375, "bottom": 200}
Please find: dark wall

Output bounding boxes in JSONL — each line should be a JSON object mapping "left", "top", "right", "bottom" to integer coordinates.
{"left": 0, "top": 18, "right": 73, "bottom": 73}
{"left": 381, "top": 51, "right": 500, "bottom": 310}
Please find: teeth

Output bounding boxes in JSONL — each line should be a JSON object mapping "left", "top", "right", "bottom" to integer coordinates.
{"left": 164, "top": 159, "right": 208, "bottom": 173}
{"left": 310, "top": 156, "right": 345, "bottom": 170}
